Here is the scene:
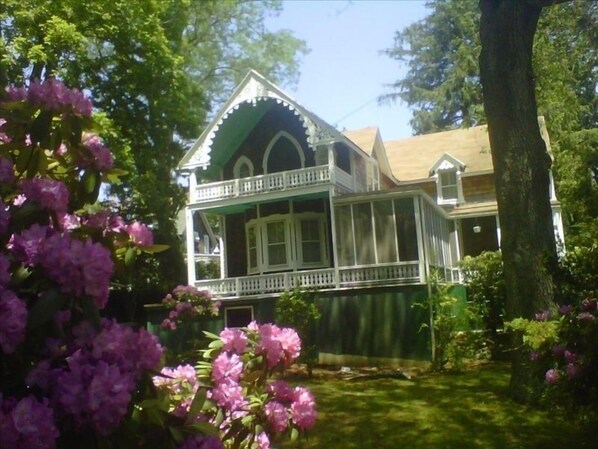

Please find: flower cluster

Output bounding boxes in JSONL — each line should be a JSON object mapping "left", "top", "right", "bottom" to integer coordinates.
{"left": 524, "top": 296, "right": 598, "bottom": 411}
{"left": 0, "top": 394, "right": 60, "bottom": 449}
{"left": 0, "top": 80, "right": 177, "bottom": 448}
{"left": 81, "top": 133, "right": 114, "bottom": 171}
{"left": 8, "top": 79, "right": 92, "bottom": 116}
{"left": 19, "top": 177, "right": 69, "bottom": 213}
{"left": 1, "top": 79, "right": 316, "bottom": 449}
{"left": 250, "top": 322, "right": 302, "bottom": 368}
{"left": 154, "top": 323, "right": 316, "bottom": 449}
{"left": 26, "top": 319, "right": 163, "bottom": 435}
{"left": 161, "top": 285, "right": 220, "bottom": 330}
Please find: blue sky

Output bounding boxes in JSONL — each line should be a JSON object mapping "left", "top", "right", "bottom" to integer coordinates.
{"left": 266, "top": 0, "right": 429, "bottom": 141}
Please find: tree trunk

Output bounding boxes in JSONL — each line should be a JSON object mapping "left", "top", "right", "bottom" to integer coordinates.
{"left": 479, "top": 0, "right": 559, "bottom": 402}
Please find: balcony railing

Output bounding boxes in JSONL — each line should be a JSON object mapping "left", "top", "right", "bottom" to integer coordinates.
{"left": 194, "top": 262, "right": 422, "bottom": 297}
{"left": 191, "top": 166, "right": 352, "bottom": 203}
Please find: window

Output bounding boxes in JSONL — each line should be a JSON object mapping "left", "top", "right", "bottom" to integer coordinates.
{"left": 246, "top": 224, "right": 259, "bottom": 273}
{"left": 373, "top": 200, "right": 397, "bottom": 263}
{"left": 430, "top": 153, "right": 465, "bottom": 205}
{"left": 263, "top": 131, "right": 305, "bottom": 174}
{"left": 225, "top": 306, "right": 254, "bottom": 328}
{"left": 334, "top": 199, "right": 420, "bottom": 267}
{"left": 439, "top": 170, "right": 458, "bottom": 202}
{"left": 299, "top": 219, "right": 323, "bottom": 264}
{"left": 265, "top": 220, "right": 288, "bottom": 266}
{"left": 245, "top": 210, "right": 328, "bottom": 273}
{"left": 233, "top": 156, "right": 254, "bottom": 178}
{"left": 353, "top": 203, "right": 375, "bottom": 265}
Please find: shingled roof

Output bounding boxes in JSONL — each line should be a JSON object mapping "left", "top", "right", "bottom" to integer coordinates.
{"left": 383, "top": 125, "right": 494, "bottom": 182}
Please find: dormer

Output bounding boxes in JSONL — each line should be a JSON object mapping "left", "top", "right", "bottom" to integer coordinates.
{"left": 430, "top": 153, "right": 466, "bottom": 205}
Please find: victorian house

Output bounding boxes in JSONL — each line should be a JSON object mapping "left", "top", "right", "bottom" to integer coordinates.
{"left": 170, "top": 70, "right": 565, "bottom": 365}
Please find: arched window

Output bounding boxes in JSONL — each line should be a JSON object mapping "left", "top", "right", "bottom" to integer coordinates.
{"left": 233, "top": 156, "right": 254, "bottom": 178}
{"left": 263, "top": 131, "right": 305, "bottom": 174}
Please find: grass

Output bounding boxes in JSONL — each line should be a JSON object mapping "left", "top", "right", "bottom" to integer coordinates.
{"left": 282, "top": 363, "right": 593, "bottom": 449}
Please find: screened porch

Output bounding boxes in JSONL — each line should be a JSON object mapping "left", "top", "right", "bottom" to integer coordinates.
{"left": 190, "top": 191, "right": 459, "bottom": 298}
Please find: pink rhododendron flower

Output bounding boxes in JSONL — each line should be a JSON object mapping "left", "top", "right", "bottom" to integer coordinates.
{"left": 27, "top": 79, "right": 92, "bottom": 116}
{"left": 220, "top": 328, "right": 248, "bottom": 354}
{"left": 267, "top": 380, "right": 294, "bottom": 403}
{"left": 153, "top": 365, "right": 199, "bottom": 418}
{"left": 0, "top": 290, "right": 27, "bottom": 354}
{"left": 126, "top": 221, "right": 153, "bottom": 247}
{"left": 20, "top": 177, "right": 69, "bottom": 213}
{"left": 40, "top": 234, "right": 113, "bottom": 308}
{"left": 212, "top": 352, "right": 243, "bottom": 384}
{"left": 255, "top": 323, "right": 301, "bottom": 368}
{"left": 8, "top": 224, "right": 53, "bottom": 266}
{"left": 255, "top": 431, "right": 270, "bottom": 449}
{"left": 58, "top": 213, "right": 81, "bottom": 231}
{"left": 545, "top": 368, "right": 560, "bottom": 385}
{"left": 0, "top": 394, "right": 59, "bottom": 449}
{"left": 179, "top": 435, "right": 224, "bottom": 449}
{"left": 264, "top": 400, "right": 289, "bottom": 433}
{"left": 290, "top": 386, "right": 317, "bottom": 430}
{"left": 210, "top": 379, "right": 247, "bottom": 412}
{"left": 82, "top": 133, "right": 114, "bottom": 171}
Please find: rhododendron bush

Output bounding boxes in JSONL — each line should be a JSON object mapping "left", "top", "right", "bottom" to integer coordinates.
{"left": 508, "top": 296, "right": 598, "bottom": 417}
{"left": 0, "top": 80, "right": 315, "bottom": 449}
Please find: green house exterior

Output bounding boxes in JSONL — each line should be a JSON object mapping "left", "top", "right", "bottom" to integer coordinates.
{"left": 150, "top": 70, "right": 563, "bottom": 367}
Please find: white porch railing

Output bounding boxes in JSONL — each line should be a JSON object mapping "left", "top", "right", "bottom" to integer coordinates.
{"left": 191, "top": 166, "right": 353, "bottom": 203}
{"left": 194, "top": 263, "right": 421, "bottom": 297}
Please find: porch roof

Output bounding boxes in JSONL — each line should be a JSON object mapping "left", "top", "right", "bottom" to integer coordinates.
{"left": 448, "top": 200, "right": 498, "bottom": 218}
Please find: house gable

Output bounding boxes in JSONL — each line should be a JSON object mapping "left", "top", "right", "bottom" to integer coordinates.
{"left": 179, "top": 70, "right": 354, "bottom": 173}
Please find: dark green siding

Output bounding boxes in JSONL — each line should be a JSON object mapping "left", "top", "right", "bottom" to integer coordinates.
{"left": 315, "top": 286, "right": 431, "bottom": 361}
{"left": 146, "top": 287, "right": 432, "bottom": 362}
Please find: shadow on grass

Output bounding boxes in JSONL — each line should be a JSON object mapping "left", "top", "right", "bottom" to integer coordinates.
{"left": 283, "top": 363, "right": 592, "bottom": 449}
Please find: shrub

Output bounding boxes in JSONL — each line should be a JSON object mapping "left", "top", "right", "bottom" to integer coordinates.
{"left": 507, "top": 297, "right": 598, "bottom": 420}
{"left": 275, "top": 287, "right": 321, "bottom": 376}
{"left": 460, "top": 251, "right": 507, "bottom": 359}
{"left": 417, "top": 276, "right": 486, "bottom": 372}
{"left": 0, "top": 80, "right": 315, "bottom": 449}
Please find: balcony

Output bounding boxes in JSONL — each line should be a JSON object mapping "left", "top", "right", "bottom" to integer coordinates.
{"left": 190, "top": 165, "right": 353, "bottom": 204}
{"left": 194, "top": 262, "right": 422, "bottom": 298}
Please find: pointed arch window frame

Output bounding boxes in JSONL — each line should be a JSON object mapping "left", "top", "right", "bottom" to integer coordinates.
{"left": 262, "top": 130, "right": 306, "bottom": 174}
{"left": 233, "top": 155, "right": 255, "bottom": 179}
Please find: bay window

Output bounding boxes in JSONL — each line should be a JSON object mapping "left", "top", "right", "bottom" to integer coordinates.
{"left": 245, "top": 213, "right": 328, "bottom": 274}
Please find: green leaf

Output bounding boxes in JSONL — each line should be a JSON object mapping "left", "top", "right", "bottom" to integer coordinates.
{"left": 290, "top": 427, "right": 299, "bottom": 442}
{"left": 82, "top": 170, "right": 98, "bottom": 194}
{"left": 16, "top": 146, "right": 34, "bottom": 174}
{"left": 141, "top": 244, "right": 170, "bottom": 254}
{"left": 208, "top": 339, "right": 223, "bottom": 350}
{"left": 125, "top": 247, "right": 137, "bottom": 266}
{"left": 80, "top": 296, "right": 101, "bottom": 328}
{"left": 169, "top": 427, "right": 184, "bottom": 444}
{"left": 30, "top": 110, "right": 53, "bottom": 145}
{"left": 203, "top": 331, "right": 221, "bottom": 340}
{"left": 28, "top": 290, "right": 67, "bottom": 328}
{"left": 185, "top": 421, "right": 219, "bottom": 436}
{"left": 187, "top": 388, "right": 207, "bottom": 422}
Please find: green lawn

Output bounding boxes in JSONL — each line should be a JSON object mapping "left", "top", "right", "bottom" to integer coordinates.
{"left": 285, "top": 363, "right": 593, "bottom": 449}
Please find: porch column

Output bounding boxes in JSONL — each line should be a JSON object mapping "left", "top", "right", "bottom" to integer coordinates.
{"left": 327, "top": 143, "right": 336, "bottom": 187}
{"left": 185, "top": 208, "right": 196, "bottom": 285}
{"left": 328, "top": 187, "right": 340, "bottom": 288}
{"left": 220, "top": 216, "right": 227, "bottom": 279}
{"left": 414, "top": 196, "right": 427, "bottom": 284}
{"left": 188, "top": 171, "right": 197, "bottom": 203}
